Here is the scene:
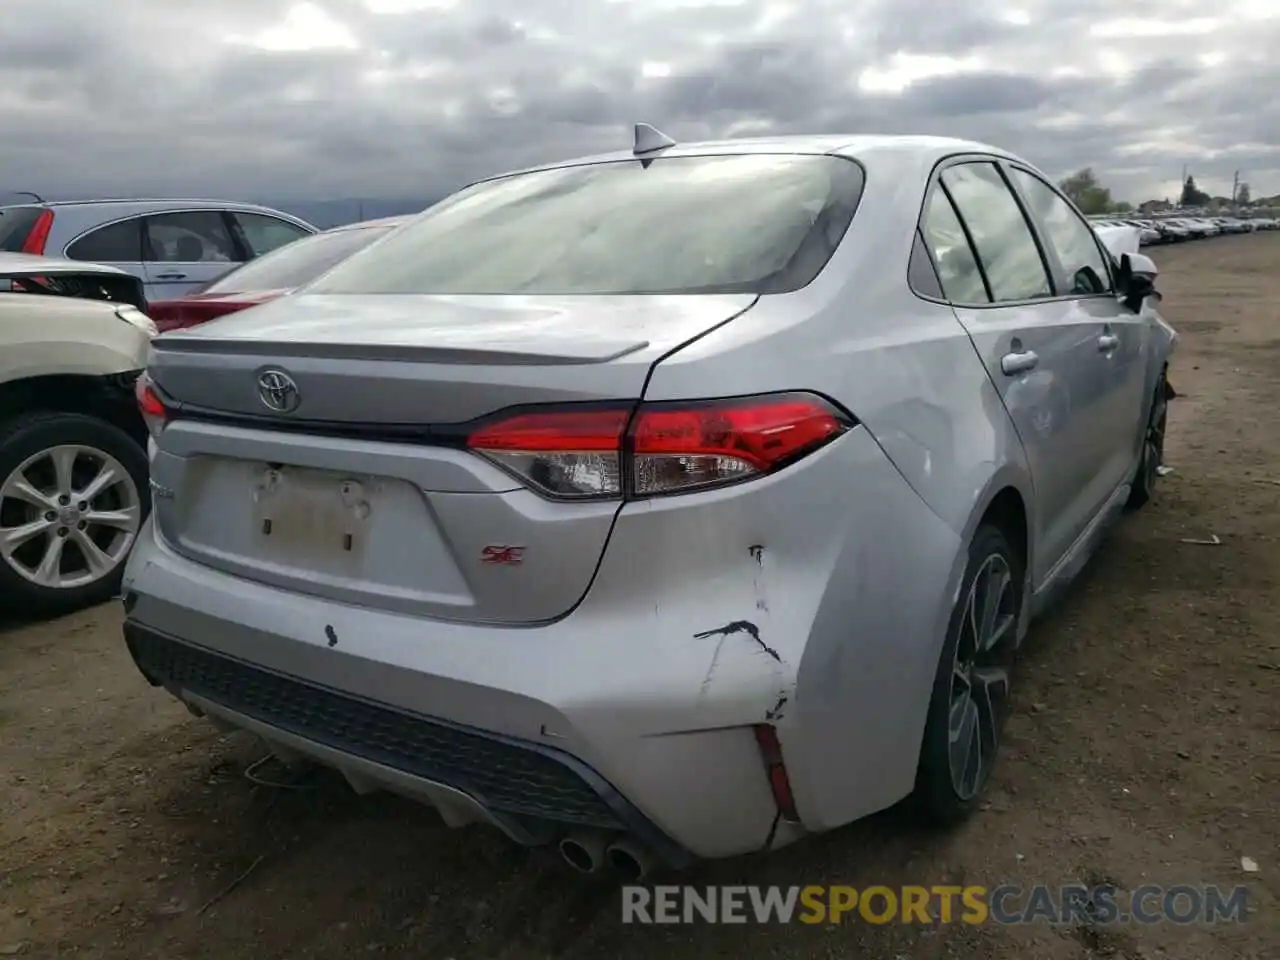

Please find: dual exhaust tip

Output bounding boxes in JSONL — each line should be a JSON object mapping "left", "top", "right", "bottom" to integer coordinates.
{"left": 558, "top": 833, "right": 653, "bottom": 881}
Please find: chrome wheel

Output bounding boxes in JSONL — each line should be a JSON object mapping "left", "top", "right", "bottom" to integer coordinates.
{"left": 0, "top": 444, "right": 142, "bottom": 590}
{"left": 948, "top": 552, "right": 1017, "bottom": 801}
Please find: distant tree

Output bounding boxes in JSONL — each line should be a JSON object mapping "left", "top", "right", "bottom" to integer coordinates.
{"left": 1237, "top": 182, "right": 1251, "bottom": 205}
{"left": 1112, "top": 201, "right": 1134, "bottom": 213}
{"left": 1058, "top": 167, "right": 1113, "bottom": 214}
{"left": 1180, "top": 175, "right": 1210, "bottom": 207}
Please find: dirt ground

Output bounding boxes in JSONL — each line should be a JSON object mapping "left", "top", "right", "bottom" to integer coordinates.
{"left": 2, "top": 234, "right": 1277, "bottom": 960}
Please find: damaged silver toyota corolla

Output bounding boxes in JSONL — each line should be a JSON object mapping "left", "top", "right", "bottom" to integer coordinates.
{"left": 120, "top": 127, "right": 1178, "bottom": 879}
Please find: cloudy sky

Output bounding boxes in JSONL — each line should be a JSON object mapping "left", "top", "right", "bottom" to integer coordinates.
{"left": 2, "top": 0, "right": 1276, "bottom": 205}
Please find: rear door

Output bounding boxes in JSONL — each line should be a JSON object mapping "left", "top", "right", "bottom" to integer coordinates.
{"left": 922, "top": 159, "right": 1113, "bottom": 583}
{"left": 141, "top": 210, "right": 243, "bottom": 299}
{"left": 1005, "top": 166, "right": 1149, "bottom": 497}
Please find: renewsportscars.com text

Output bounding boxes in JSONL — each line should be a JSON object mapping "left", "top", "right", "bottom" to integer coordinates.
{"left": 621, "top": 884, "right": 1250, "bottom": 926}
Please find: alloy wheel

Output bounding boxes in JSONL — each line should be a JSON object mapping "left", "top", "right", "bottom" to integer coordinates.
{"left": 948, "top": 552, "right": 1017, "bottom": 801}
{"left": 0, "top": 444, "right": 142, "bottom": 590}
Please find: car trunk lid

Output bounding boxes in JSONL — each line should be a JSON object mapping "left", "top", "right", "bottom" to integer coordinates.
{"left": 146, "top": 291, "right": 756, "bottom": 623}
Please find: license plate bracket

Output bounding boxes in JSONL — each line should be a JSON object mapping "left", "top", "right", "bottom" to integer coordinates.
{"left": 251, "top": 467, "right": 373, "bottom": 556}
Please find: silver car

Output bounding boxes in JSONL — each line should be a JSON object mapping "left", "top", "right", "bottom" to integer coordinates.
{"left": 0, "top": 199, "right": 317, "bottom": 300}
{"left": 121, "top": 131, "right": 1176, "bottom": 878}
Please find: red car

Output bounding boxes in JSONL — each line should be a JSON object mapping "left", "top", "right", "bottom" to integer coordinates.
{"left": 147, "top": 215, "right": 410, "bottom": 331}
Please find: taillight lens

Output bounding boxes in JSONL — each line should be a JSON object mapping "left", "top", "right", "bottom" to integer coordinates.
{"left": 466, "top": 393, "right": 852, "bottom": 500}
{"left": 20, "top": 209, "right": 54, "bottom": 255}
{"left": 134, "top": 373, "right": 169, "bottom": 437}
{"left": 467, "top": 409, "right": 629, "bottom": 498}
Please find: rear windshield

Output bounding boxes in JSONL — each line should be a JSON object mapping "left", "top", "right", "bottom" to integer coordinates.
{"left": 307, "top": 154, "right": 865, "bottom": 296}
{"left": 0, "top": 207, "right": 46, "bottom": 252}
{"left": 202, "top": 224, "right": 396, "bottom": 293}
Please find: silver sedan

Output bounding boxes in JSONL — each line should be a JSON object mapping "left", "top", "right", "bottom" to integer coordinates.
{"left": 121, "top": 128, "right": 1177, "bottom": 878}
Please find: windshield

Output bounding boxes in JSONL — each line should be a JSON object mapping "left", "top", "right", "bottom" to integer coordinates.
{"left": 308, "top": 154, "right": 865, "bottom": 296}
{"left": 203, "top": 224, "right": 397, "bottom": 293}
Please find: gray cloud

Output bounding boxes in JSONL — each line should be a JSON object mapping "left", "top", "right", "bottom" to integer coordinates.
{"left": 0, "top": 0, "right": 1277, "bottom": 206}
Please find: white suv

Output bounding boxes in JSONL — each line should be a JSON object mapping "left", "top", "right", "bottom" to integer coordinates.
{"left": 0, "top": 252, "right": 155, "bottom": 614}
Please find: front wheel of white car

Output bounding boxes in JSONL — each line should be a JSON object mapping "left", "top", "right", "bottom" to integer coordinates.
{"left": 0, "top": 413, "right": 150, "bottom": 616}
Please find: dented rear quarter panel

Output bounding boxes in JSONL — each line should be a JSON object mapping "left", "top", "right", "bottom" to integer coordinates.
{"left": 636, "top": 142, "right": 1030, "bottom": 831}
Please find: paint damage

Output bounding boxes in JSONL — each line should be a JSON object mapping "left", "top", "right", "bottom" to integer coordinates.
{"left": 694, "top": 545, "right": 795, "bottom": 721}
{"left": 693, "top": 620, "right": 780, "bottom": 661}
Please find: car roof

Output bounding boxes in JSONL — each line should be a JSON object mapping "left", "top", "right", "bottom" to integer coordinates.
{"left": 0, "top": 198, "right": 317, "bottom": 231}
{"left": 33, "top": 198, "right": 291, "bottom": 212}
{"left": 488, "top": 133, "right": 1022, "bottom": 182}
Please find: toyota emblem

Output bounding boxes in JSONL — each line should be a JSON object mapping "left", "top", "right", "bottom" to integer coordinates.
{"left": 257, "top": 369, "right": 300, "bottom": 413}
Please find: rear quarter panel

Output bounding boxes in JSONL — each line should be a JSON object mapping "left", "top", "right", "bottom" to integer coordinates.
{"left": 639, "top": 145, "right": 1033, "bottom": 829}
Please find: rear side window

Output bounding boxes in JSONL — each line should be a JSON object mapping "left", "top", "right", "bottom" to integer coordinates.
{"left": 940, "top": 163, "right": 1052, "bottom": 303}
{"left": 0, "top": 207, "right": 45, "bottom": 252}
{"left": 144, "top": 211, "right": 238, "bottom": 263}
{"left": 1009, "top": 168, "right": 1112, "bottom": 295}
{"left": 66, "top": 219, "right": 144, "bottom": 262}
{"left": 232, "top": 212, "right": 312, "bottom": 257}
{"left": 920, "top": 187, "right": 988, "bottom": 304}
{"left": 308, "top": 155, "right": 866, "bottom": 296}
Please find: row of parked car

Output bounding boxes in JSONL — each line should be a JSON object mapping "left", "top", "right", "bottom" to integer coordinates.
{"left": 0, "top": 131, "right": 1184, "bottom": 881}
{"left": 1091, "top": 213, "right": 1277, "bottom": 246}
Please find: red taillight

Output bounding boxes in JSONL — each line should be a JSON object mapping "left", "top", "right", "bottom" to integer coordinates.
{"left": 20, "top": 209, "right": 54, "bottom": 255}
{"left": 753, "top": 724, "right": 800, "bottom": 822}
{"left": 467, "top": 408, "right": 629, "bottom": 498}
{"left": 465, "top": 393, "right": 851, "bottom": 500}
{"left": 134, "top": 373, "right": 168, "bottom": 437}
{"left": 149, "top": 298, "right": 259, "bottom": 332}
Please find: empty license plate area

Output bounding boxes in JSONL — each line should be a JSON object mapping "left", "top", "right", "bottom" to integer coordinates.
{"left": 254, "top": 465, "right": 373, "bottom": 556}
{"left": 169, "top": 457, "right": 473, "bottom": 608}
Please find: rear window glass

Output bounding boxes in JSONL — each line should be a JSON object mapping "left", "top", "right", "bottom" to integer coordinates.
{"left": 0, "top": 207, "right": 45, "bottom": 252}
{"left": 307, "top": 155, "right": 865, "bottom": 296}
{"left": 203, "top": 225, "right": 395, "bottom": 293}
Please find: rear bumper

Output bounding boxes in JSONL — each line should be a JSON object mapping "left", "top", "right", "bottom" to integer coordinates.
{"left": 124, "top": 620, "right": 692, "bottom": 866}
{"left": 120, "top": 518, "right": 806, "bottom": 862}
{"left": 121, "top": 424, "right": 963, "bottom": 861}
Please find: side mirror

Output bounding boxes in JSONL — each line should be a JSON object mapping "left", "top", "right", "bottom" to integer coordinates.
{"left": 1125, "top": 252, "right": 1158, "bottom": 279}
{"left": 1116, "top": 252, "right": 1160, "bottom": 313}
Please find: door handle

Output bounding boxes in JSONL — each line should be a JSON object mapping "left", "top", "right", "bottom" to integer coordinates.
{"left": 154, "top": 272, "right": 187, "bottom": 280}
{"left": 1000, "top": 350, "right": 1039, "bottom": 375}
{"left": 1097, "top": 333, "right": 1120, "bottom": 352}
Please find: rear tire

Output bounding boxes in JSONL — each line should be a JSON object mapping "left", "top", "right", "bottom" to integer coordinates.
{"left": 913, "top": 523, "right": 1023, "bottom": 825}
{"left": 1126, "top": 371, "right": 1169, "bottom": 510}
{"left": 0, "top": 412, "right": 150, "bottom": 616}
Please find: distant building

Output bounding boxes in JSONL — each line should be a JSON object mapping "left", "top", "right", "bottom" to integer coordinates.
{"left": 1139, "top": 199, "right": 1172, "bottom": 213}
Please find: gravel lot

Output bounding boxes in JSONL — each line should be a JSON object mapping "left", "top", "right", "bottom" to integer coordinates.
{"left": 2, "top": 233, "right": 1277, "bottom": 960}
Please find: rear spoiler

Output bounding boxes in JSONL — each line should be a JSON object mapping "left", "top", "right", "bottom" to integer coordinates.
{"left": 0, "top": 267, "right": 147, "bottom": 313}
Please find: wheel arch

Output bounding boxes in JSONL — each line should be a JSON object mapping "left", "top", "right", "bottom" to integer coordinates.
{"left": 0, "top": 373, "right": 147, "bottom": 448}
{"left": 950, "top": 466, "right": 1035, "bottom": 646}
